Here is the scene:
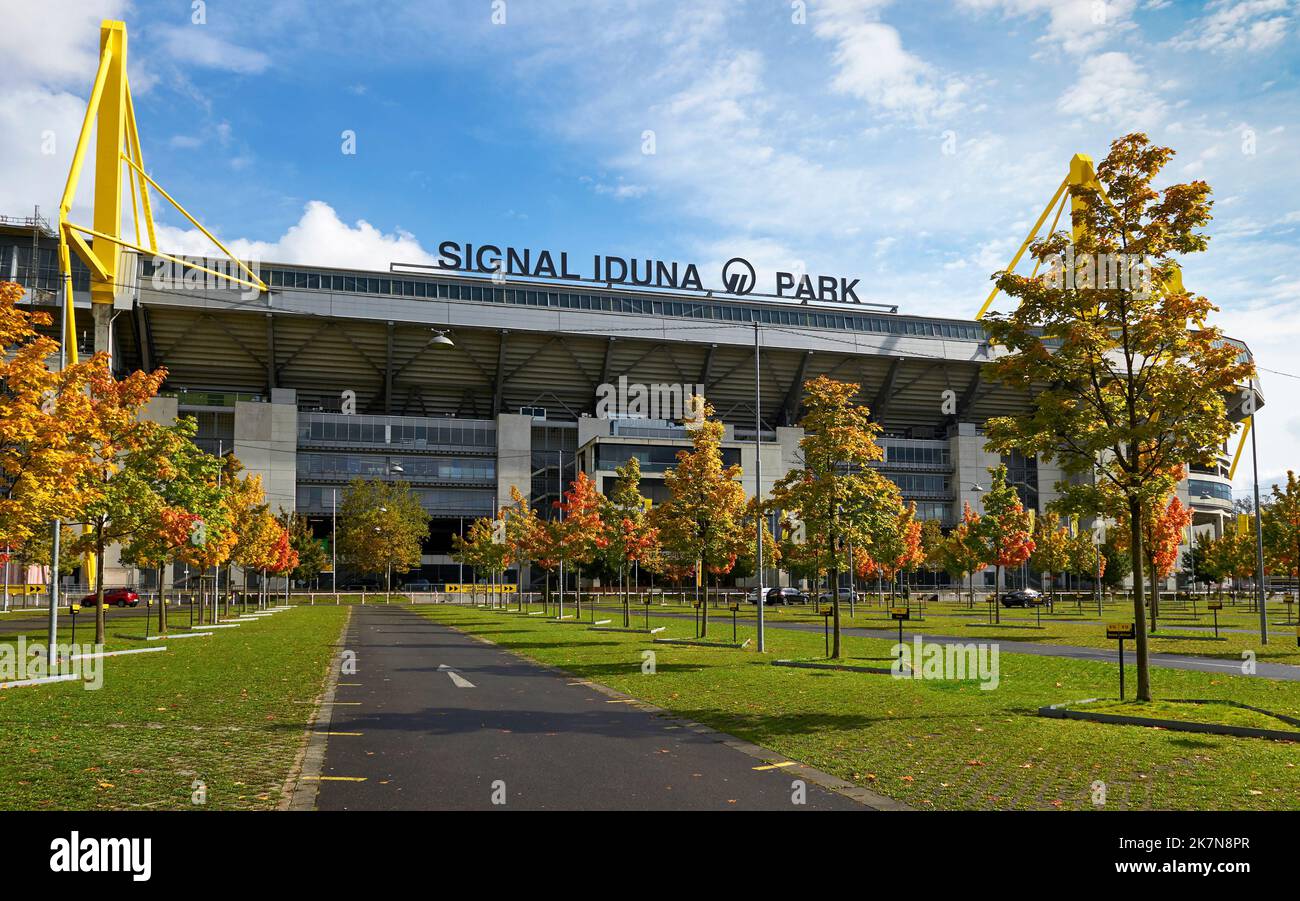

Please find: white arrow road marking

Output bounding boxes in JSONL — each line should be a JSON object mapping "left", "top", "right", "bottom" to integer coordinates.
{"left": 438, "top": 664, "right": 476, "bottom": 688}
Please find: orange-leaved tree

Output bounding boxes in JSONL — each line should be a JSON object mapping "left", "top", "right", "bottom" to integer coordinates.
{"left": 975, "top": 464, "right": 1035, "bottom": 623}
{"left": 552, "top": 471, "right": 607, "bottom": 618}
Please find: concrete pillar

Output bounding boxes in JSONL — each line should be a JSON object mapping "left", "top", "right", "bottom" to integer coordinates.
{"left": 235, "top": 389, "right": 298, "bottom": 514}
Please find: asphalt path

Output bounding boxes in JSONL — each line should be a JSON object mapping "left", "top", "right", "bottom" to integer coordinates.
{"left": 312, "top": 605, "right": 868, "bottom": 810}
{"left": 583, "top": 602, "right": 1300, "bottom": 682}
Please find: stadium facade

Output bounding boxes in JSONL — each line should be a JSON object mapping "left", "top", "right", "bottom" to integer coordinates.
{"left": 0, "top": 214, "right": 1258, "bottom": 592}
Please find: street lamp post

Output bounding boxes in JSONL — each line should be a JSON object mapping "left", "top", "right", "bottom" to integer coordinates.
{"left": 968, "top": 482, "right": 984, "bottom": 607}
{"left": 1248, "top": 377, "right": 1267, "bottom": 644}
{"left": 753, "top": 322, "right": 764, "bottom": 653}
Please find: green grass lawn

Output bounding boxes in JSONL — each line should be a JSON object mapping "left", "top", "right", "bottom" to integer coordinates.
{"left": 415, "top": 603, "right": 1300, "bottom": 811}
{"left": 576, "top": 593, "right": 1300, "bottom": 666}
{"left": 0, "top": 605, "right": 347, "bottom": 810}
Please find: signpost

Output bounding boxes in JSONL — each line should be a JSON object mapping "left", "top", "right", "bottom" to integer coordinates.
{"left": 693, "top": 600, "right": 703, "bottom": 638}
{"left": 819, "top": 606, "right": 834, "bottom": 657}
{"left": 729, "top": 603, "right": 740, "bottom": 643}
{"left": 1208, "top": 599, "right": 1223, "bottom": 638}
{"left": 643, "top": 596, "right": 653, "bottom": 631}
{"left": 891, "top": 606, "right": 911, "bottom": 648}
{"left": 1106, "top": 622, "right": 1136, "bottom": 700}
{"left": 69, "top": 603, "right": 80, "bottom": 645}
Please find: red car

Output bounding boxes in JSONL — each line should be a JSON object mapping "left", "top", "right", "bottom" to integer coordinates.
{"left": 80, "top": 588, "right": 140, "bottom": 608}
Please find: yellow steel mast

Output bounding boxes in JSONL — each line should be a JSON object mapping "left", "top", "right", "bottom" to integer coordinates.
{"left": 57, "top": 20, "right": 267, "bottom": 585}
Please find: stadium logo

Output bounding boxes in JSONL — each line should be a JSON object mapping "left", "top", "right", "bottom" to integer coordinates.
{"left": 721, "top": 257, "right": 757, "bottom": 296}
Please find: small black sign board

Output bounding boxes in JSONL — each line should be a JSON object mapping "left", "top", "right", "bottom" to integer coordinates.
{"left": 1207, "top": 601, "right": 1223, "bottom": 636}
{"left": 890, "top": 606, "right": 910, "bottom": 645}
{"left": 1107, "top": 622, "right": 1135, "bottom": 699}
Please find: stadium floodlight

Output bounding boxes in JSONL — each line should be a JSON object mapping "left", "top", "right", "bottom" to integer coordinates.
{"left": 431, "top": 329, "right": 455, "bottom": 347}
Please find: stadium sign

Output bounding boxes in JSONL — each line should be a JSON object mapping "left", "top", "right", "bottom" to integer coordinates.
{"left": 435, "top": 241, "right": 862, "bottom": 304}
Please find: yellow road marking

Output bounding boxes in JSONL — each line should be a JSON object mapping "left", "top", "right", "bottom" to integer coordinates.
{"left": 605, "top": 699, "right": 636, "bottom": 704}
{"left": 301, "top": 776, "right": 367, "bottom": 782}
{"left": 321, "top": 731, "right": 362, "bottom": 736}
{"left": 753, "top": 761, "right": 797, "bottom": 771}
{"left": 338, "top": 682, "right": 362, "bottom": 686}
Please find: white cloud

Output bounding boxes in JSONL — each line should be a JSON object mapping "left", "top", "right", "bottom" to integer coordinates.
{"left": 154, "top": 200, "right": 438, "bottom": 271}
{"left": 1170, "top": 0, "right": 1293, "bottom": 54}
{"left": 153, "top": 24, "right": 272, "bottom": 74}
{"left": 1057, "top": 52, "right": 1167, "bottom": 130}
{"left": 812, "top": 0, "right": 968, "bottom": 122}
{"left": 0, "top": 1, "right": 134, "bottom": 91}
{"left": 957, "top": 0, "right": 1138, "bottom": 55}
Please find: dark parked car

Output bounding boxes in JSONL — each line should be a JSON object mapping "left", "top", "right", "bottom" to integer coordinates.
{"left": 80, "top": 588, "right": 140, "bottom": 608}
{"left": 1001, "top": 588, "right": 1044, "bottom": 608}
{"left": 746, "top": 587, "right": 809, "bottom": 605}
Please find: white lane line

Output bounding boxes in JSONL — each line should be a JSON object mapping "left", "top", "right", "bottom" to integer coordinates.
{"left": 437, "top": 663, "right": 476, "bottom": 688}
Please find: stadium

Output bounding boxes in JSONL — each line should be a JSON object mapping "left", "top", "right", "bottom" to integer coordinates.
{"left": 0, "top": 213, "right": 1259, "bottom": 593}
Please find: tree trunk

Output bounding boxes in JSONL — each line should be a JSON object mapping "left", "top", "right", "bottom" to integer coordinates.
{"left": 994, "top": 565, "right": 1002, "bottom": 624}
{"left": 158, "top": 564, "right": 167, "bottom": 635}
{"left": 700, "top": 570, "right": 709, "bottom": 637}
{"left": 1127, "top": 494, "right": 1152, "bottom": 702}
{"left": 1148, "top": 555, "right": 1160, "bottom": 633}
{"left": 94, "top": 524, "right": 107, "bottom": 645}
{"left": 830, "top": 559, "right": 841, "bottom": 659}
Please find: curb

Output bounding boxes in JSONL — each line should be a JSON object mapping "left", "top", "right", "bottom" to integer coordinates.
{"left": 773, "top": 659, "right": 897, "bottom": 675}
{"left": 1038, "top": 697, "right": 1300, "bottom": 742}
{"left": 282, "top": 605, "right": 353, "bottom": 811}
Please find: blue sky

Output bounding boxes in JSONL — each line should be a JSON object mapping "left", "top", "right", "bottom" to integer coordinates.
{"left": 3, "top": 0, "right": 1298, "bottom": 491}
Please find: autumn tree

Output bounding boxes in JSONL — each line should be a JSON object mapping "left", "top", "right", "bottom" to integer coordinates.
{"left": 452, "top": 516, "right": 507, "bottom": 605}
{"left": 975, "top": 464, "right": 1035, "bottom": 623}
{"left": 552, "top": 471, "right": 608, "bottom": 618}
{"left": 68, "top": 364, "right": 171, "bottom": 643}
{"left": 1185, "top": 529, "right": 1226, "bottom": 596}
{"left": 1066, "top": 528, "right": 1105, "bottom": 604}
{"left": 288, "top": 513, "right": 328, "bottom": 586}
{"left": 600, "top": 457, "right": 659, "bottom": 625}
{"left": 119, "top": 417, "right": 226, "bottom": 632}
{"left": 1029, "top": 512, "right": 1073, "bottom": 608}
{"left": 1264, "top": 471, "right": 1300, "bottom": 606}
{"left": 936, "top": 502, "right": 987, "bottom": 607}
{"left": 654, "top": 401, "right": 747, "bottom": 637}
{"left": 772, "top": 377, "right": 905, "bottom": 657}
{"left": 982, "top": 134, "right": 1254, "bottom": 700}
{"left": 499, "top": 486, "right": 545, "bottom": 604}
{"left": 856, "top": 503, "right": 923, "bottom": 601}
{"left": 918, "top": 519, "right": 946, "bottom": 591}
{"left": 337, "top": 478, "right": 430, "bottom": 590}
{"left": 0, "top": 282, "right": 104, "bottom": 555}
{"left": 1115, "top": 492, "right": 1193, "bottom": 630}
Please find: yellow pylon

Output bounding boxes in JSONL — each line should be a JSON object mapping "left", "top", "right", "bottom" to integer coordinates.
{"left": 57, "top": 19, "right": 269, "bottom": 588}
